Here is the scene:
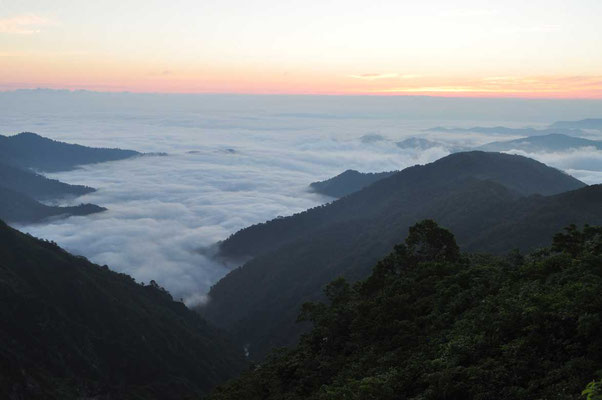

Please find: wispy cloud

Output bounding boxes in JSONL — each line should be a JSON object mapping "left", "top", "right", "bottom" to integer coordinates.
{"left": 445, "top": 9, "right": 498, "bottom": 17}
{"left": 149, "top": 69, "right": 174, "bottom": 76}
{"left": 349, "top": 73, "right": 421, "bottom": 81}
{"left": 399, "top": 74, "right": 422, "bottom": 79}
{"left": 0, "top": 14, "right": 55, "bottom": 35}
{"left": 349, "top": 73, "right": 399, "bottom": 80}
{"left": 495, "top": 24, "right": 561, "bottom": 34}
{"left": 372, "top": 75, "right": 602, "bottom": 97}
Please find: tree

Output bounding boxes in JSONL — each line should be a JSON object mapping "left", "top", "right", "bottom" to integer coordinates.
{"left": 405, "top": 219, "right": 460, "bottom": 263}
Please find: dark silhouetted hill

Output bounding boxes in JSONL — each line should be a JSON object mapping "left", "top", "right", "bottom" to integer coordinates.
{"left": 309, "top": 169, "right": 396, "bottom": 198}
{"left": 395, "top": 137, "right": 444, "bottom": 150}
{"left": 0, "top": 162, "right": 94, "bottom": 200}
{"left": 0, "top": 186, "right": 105, "bottom": 224}
{"left": 203, "top": 152, "right": 594, "bottom": 359}
{"left": 479, "top": 133, "right": 602, "bottom": 152}
{"left": 221, "top": 152, "right": 585, "bottom": 260}
{"left": 0, "top": 219, "right": 246, "bottom": 399}
{"left": 0, "top": 132, "right": 140, "bottom": 172}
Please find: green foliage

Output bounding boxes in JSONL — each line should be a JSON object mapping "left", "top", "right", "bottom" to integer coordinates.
{"left": 405, "top": 219, "right": 460, "bottom": 263}
{"left": 208, "top": 221, "right": 602, "bottom": 400}
{"left": 553, "top": 224, "right": 602, "bottom": 256}
{"left": 583, "top": 380, "right": 602, "bottom": 400}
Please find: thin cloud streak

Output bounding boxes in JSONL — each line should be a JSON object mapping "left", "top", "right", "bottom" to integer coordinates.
{"left": 0, "top": 15, "right": 55, "bottom": 35}
{"left": 371, "top": 75, "right": 602, "bottom": 98}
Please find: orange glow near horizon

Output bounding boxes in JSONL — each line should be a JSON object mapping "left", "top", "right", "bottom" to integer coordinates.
{"left": 2, "top": 66, "right": 600, "bottom": 99}
{"left": 2, "top": 1, "right": 602, "bottom": 99}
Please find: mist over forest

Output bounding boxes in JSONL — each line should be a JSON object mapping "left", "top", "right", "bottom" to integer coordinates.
{"left": 2, "top": 90, "right": 601, "bottom": 304}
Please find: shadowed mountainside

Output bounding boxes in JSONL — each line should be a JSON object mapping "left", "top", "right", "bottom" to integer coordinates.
{"left": 207, "top": 222, "right": 602, "bottom": 400}
{"left": 0, "top": 186, "right": 105, "bottom": 224}
{"left": 0, "top": 132, "right": 140, "bottom": 172}
{"left": 222, "top": 152, "right": 585, "bottom": 259}
{"left": 0, "top": 132, "right": 143, "bottom": 223}
{"left": 202, "top": 152, "right": 595, "bottom": 359}
{"left": 0, "top": 219, "right": 246, "bottom": 399}
{"left": 0, "top": 162, "right": 94, "bottom": 200}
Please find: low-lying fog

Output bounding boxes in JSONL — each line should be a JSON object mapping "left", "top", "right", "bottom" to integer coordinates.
{"left": 2, "top": 91, "right": 601, "bottom": 305}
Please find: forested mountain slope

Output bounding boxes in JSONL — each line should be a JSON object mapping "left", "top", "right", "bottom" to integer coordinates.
{"left": 0, "top": 220, "right": 246, "bottom": 399}
{"left": 219, "top": 152, "right": 585, "bottom": 260}
{"left": 202, "top": 153, "right": 594, "bottom": 359}
{"left": 208, "top": 222, "right": 602, "bottom": 400}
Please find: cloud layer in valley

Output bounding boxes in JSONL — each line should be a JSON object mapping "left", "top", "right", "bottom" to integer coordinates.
{"left": 2, "top": 91, "right": 601, "bottom": 305}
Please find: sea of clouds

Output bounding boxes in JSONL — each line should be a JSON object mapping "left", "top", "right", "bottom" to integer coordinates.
{"left": 1, "top": 91, "right": 601, "bottom": 305}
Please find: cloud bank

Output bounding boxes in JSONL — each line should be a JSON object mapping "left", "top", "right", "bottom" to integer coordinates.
{"left": 1, "top": 92, "right": 599, "bottom": 306}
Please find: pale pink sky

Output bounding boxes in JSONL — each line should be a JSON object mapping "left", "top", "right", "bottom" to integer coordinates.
{"left": 1, "top": 0, "right": 601, "bottom": 97}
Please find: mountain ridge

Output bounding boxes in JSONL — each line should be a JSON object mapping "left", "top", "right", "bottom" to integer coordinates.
{"left": 203, "top": 152, "right": 596, "bottom": 359}
{"left": 478, "top": 133, "right": 602, "bottom": 152}
{"left": 0, "top": 132, "right": 140, "bottom": 172}
{"left": 220, "top": 151, "right": 585, "bottom": 260}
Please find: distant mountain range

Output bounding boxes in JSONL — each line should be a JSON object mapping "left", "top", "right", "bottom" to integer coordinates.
{"left": 426, "top": 126, "right": 584, "bottom": 136}
{"left": 319, "top": 132, "right": 601, "bottom": 199}
{"left": 550, "top": 118, "right": 602, "bottom": 130}
{"left": 312, "top": 133, "right": 597, "bottom": 198}
{"left": 395, "top": 137, "right": 445, "bottom": 150}
{"left": 0, "top": 132, "right": 140, "bottom": 223}
{"left": 0, "top": 219, "right": 245, "bottom": 398}
{"left": 0, "top": 132, "right": 140, "bottom": 172}
{"left": 202, "top": 152, "right": 599, "bottom": 360}
{"left": 478, "top": 133, "right": 602, "bottom": 152}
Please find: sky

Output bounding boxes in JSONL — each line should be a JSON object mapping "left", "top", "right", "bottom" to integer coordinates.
{"left": 1, "top": 0, "right": 601, "bottom": 97}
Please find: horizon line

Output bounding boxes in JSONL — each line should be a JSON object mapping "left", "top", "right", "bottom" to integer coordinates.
{"left": 2, "top": 87, "right": 602, "bottom": 101}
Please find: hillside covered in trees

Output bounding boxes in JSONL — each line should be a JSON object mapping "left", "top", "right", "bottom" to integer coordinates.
{"left": 208, "top": 221, "right": 602, "bottom": 400}
{"left": 0, "top": 219, "right": 246, "bottom": 399}
{"left": 203, "top": 152, "right": 597, "bottom": 359}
